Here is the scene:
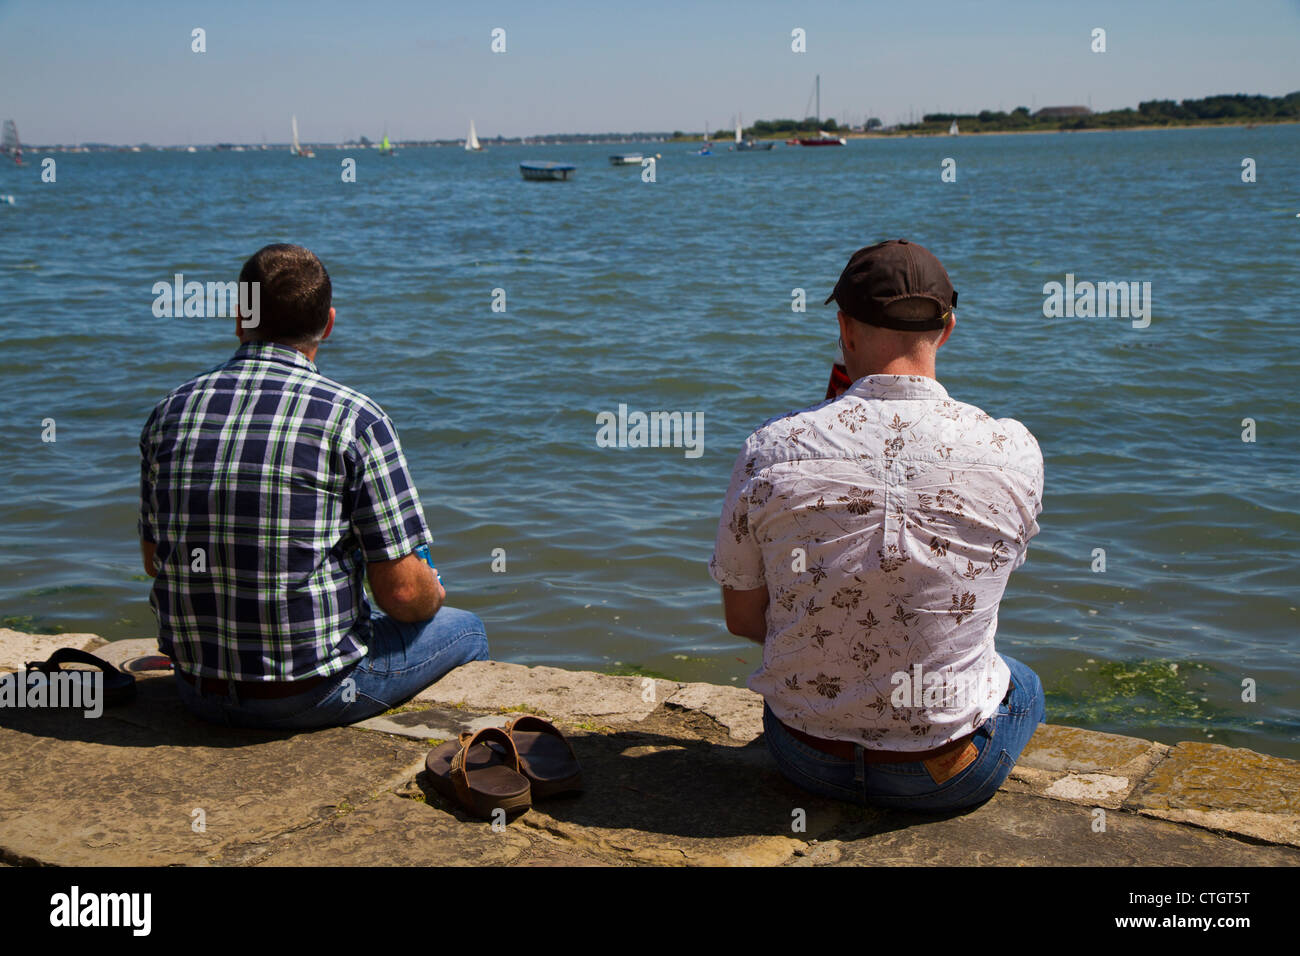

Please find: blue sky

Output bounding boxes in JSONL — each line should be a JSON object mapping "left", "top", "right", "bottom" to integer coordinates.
{"left": 2, "top": 0, "right": 1298, "bottom": 144}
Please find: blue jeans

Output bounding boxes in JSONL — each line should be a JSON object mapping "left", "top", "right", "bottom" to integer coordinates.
{"left": 763, "top": 654, "right": 1045, "bottom": 813}
{"left": 174, "top": 607, "right": 488, "bottom": 730}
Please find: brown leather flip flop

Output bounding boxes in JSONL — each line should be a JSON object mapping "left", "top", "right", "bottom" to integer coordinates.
{"left": 424, "top": 727, "right": 531, "bottom": 820}
{"left": 505, "top": 715, "right": 583, "bottom": 799}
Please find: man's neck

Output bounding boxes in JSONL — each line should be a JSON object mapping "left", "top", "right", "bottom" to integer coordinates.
{"left": 850, "top": 356, "right": 937, "bottom": 381}
{"left": 239, "top": 336, "right": 318, "bottom": 364}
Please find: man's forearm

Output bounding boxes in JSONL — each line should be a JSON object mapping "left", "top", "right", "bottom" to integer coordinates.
{"left": 140, "top": 540, "right": 157, "bottom": 578}
{"left": 721, "top": 585, "right": 769, "bottom": 644}
{"left": 369, "top": 555, "right": 445, "bottom": 622}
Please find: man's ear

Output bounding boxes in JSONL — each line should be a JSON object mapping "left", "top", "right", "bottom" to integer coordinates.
{"left": 937, "top": 311, "right": 956, "bottom": 349}
{"left": 320, "top": 307, "right": 335, "bottom": 343}
{"left": 836, "top": 311, "right": 855, "bottom": 355}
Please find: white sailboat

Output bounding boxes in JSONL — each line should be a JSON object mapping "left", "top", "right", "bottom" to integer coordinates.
{"left": 949, "top": 119, "right": 959, "bottom": 136}
{"left": 290, "top": 115, "right": 314, "bottom": 158}
{"left": 1, "top": 119, "right": 22, "bottom": 165}
{"left": 734, "top": 111, "right": 773, "bottom": 151}
{"left": 790, "top": 76, "right": 847, "bottom": 146}
{"left": 465, "top": 119, "right": 483, "bottom": 151}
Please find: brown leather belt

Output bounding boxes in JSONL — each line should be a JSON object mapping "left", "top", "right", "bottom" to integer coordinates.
{"left": 781, "top": 721, "right": 980, "bottom": 762}
{"left": 178, "top": 668, "right": 332, "bottom": 700}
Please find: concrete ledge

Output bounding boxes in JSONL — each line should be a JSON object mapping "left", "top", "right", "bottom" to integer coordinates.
{"left": 2, "top": 631, "right": 1299, "bottom": 866}
{"left": 0, "top": 629, "right": 108, "bottom": 667}
{"left": 413, "top": 660, "right": 681, "bottom": 724}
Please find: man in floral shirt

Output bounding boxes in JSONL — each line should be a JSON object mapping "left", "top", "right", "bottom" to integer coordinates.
{"left": 710, "top": 239, "right": 1045, "bottom": 811}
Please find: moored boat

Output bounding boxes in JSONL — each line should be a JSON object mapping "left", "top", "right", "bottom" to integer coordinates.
{"left": 609, "top": 153, "right": 643, "bottom": 165}
{"left": 520, "top": 161, "right": 575, "bottom": 181}
{"left": 797, "top": 132, "right": 847, "bottom": 146}
{"left": 733, "top": 113, "right": 774, "bottom": 151}
{"left": 789, "top": 76, "right": 847, "bottom": 146}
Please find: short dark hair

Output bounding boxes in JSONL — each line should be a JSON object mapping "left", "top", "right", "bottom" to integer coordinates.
{"left": 238, "top": 244, "right": 332, "bottom": 345}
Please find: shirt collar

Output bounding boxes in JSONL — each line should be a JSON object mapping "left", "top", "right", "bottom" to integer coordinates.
{"left": 231, "top": 340, "right": 318, "bottom": 374}
{"left": 846, "top": 373, "right": 950, "bottom": 401}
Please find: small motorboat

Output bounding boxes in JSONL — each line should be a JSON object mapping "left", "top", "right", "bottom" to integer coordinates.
{"left": 520, "top": 161, "right": 576, "bottom": 181}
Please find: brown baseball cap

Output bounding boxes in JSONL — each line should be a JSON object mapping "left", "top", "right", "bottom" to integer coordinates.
{"left": 824, "top": 239, "right": 957, "bottom": 331}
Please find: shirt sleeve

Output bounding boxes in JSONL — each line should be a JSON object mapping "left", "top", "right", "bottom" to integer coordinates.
{"left": 709, "top": 443, "right": 765, "bottom": 591}
{"left": 1011, "top": 425, "right": 1045, "bottom": 570}
{"left": 348, "top": 415, "right": 432, "bottom": 562}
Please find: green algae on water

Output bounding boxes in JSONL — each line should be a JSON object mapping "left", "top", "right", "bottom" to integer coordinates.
{"left": 1048, "top": 657, "right": 1216, "bottom": 725}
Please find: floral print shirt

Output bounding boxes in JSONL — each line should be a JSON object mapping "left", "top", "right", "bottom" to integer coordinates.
{"left": 710, "top": 374, "right": 1044, "bottom": 751}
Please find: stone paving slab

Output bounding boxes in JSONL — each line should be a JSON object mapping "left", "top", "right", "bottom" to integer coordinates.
{"left": 1125, "top": 741, "right": 1300, "bottom": 848}
{"left": 1006, "top": 724, "right": 1171, "bottom": 809}
{"left": 664, "top": 681, "right": 764, "bottom": 741}
{"left": 415, "top": 660, "right": 680, "bottom": 724}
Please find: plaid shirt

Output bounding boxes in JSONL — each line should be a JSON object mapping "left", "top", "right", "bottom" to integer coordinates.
{"left": 139, "top": 341, "right": 431, "bottom": 682}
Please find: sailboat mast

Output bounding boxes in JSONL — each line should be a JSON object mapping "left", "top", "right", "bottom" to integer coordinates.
{"left": 816, "top": 75, "right": 820, "bottom": 125}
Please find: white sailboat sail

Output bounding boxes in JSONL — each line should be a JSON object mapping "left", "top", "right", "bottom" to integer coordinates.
{"left": 2, "top": 119, "right": 22, "bottom": 163}
{"left": 290, "top": 115, "right": 313, "bottom": 157}
{"left": 735, "top": 114, "right": 743, "bottom": 144}
{"left": 466, "top": 119, "right": 481, "bottom": 151}
{"left": 950, "top": 119, "right": 959, "bottom": 135}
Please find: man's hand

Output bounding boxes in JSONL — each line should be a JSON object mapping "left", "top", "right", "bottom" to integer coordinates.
{"left": 367, "top": 551, "right": 445, "bottom": 623}
{"left": 721, "top": 585, "right": 769, "bottom": 644}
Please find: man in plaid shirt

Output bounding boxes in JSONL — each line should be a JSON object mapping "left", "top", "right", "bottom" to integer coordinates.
{"left": 139, "top": 243, "right": 487, "bottom": 729}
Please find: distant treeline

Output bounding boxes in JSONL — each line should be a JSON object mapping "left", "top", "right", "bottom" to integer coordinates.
{"left": 905, "top": 92, "right": 1300, "bottom": 133}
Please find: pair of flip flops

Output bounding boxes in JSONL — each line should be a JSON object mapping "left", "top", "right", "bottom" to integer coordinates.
{"left": 425, "top": 715, "right": 582, "bottom": 820}
{"left": 24, "top": 648, "right": 137, "bottom": 706}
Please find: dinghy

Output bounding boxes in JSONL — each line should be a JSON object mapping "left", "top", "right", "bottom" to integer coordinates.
{"left": 519, "top": 161, "right": 575, "bottom": 181}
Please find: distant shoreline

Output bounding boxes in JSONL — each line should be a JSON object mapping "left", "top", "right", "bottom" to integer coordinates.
{"left": 21, "top": 119, "right": 1298, "bottom": 152}
{"left": 844, "top": 119, "right": 1300, "bottom": 140}
{"left": 673, "top": 118, "right": 1299, "bottom": 144}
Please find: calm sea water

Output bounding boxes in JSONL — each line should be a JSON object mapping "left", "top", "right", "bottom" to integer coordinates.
{"left": 1, "top": 127, "right": 1297, "bottom": 756}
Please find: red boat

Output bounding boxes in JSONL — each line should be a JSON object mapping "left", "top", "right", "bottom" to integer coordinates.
{"left": 796, "top": 134, "right": 847, "bottom": 146}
